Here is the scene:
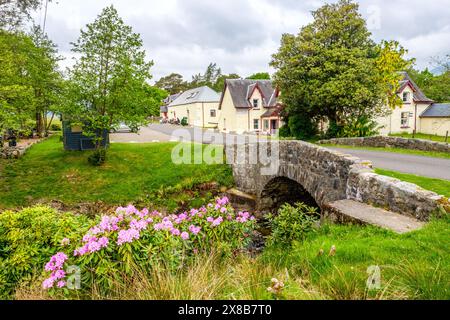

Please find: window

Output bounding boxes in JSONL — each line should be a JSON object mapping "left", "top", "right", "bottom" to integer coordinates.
{"left": 401, "top": 112, "right": 410, "bottom": 127}
{"left": 403, "top": 92, "right": 410, "bottom": 102}
{"left": 264, "top": 119, "right": 269, "bottom": 130}
{"left": 210, "top": 109, "right": 216, "bottom": 117}
{"left": 187, "top": 91, "right": 199, "bottom": 99}
{"left": 253, "top": 119, "right": 259, "bottom": 130}
{"left": 253, "top": 99, "right": 259, "bottom": 108}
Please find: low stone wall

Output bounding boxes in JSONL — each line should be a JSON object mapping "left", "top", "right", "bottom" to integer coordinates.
{"left": 0, "top": 146, "right": 27, "bottom": 159}
{"left": 0, "top": 137, "right": 48, "bottom": 159}
{"left": 318, "top": 136, "right": 450, "bottom": 153}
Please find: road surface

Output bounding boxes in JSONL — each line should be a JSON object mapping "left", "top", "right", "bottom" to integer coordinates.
{"left": 327, "top": 147, "right": 450, "bottom": 181}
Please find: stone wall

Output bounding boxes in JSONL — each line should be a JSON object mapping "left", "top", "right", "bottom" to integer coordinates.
{"left": 318, "top": 136, "right": 450, "bottom": 153}
{"left": 0, "top": 146, "right": 27, "bottom": 159}
{"left": 229, "top": 140, "right": 447, "bottom": 221}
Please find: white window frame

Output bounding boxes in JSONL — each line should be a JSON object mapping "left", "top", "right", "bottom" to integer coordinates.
{"left": 403, "top": 92, "right": 410, "bottom": 103}
{"left": 253, "top": 119, "right": 259, "bottom": 130}
{"left": 401, "top": 112, "right": 410, "bottom": 127}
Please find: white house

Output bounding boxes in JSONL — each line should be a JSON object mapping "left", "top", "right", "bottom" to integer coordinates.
{"left": 376, "top": 71, "right": 445, "bottom": 135}
{"left": 167, "top": 86, "right": 221, "bottom": 128}
{"left": 218, "top": 79, "right": 283, "bottom": 135}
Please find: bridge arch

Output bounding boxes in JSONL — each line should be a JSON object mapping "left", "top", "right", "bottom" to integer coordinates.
{"left": 259, "top": 176, "right": 319, "bottom": 214}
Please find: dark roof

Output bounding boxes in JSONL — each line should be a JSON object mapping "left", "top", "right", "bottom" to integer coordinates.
{"left": 221, "top": 79, "right": 279, "bottom": 109}
{"left": 420, "top": 103, "right": 450, "bottom": 118}
{"left": 398, "top": 71, "right": 434, "bottom": 103}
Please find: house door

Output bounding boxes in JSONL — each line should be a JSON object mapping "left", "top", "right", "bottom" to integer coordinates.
{"left": 271, "top": 119, "right": 278, "bottom": 134}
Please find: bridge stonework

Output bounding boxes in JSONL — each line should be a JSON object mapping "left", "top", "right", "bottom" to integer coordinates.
{"left": 229, "top": 140, "right": 447, "bottom": 221}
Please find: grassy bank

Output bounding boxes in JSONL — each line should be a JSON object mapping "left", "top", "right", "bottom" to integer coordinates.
{"left": 375, "top": 169, "right": 450, "bottom": 198}
{"left": 0, "top": 136, "right": 233, "bottom": 210}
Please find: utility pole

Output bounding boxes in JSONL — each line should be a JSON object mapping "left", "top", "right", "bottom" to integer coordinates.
{"left": 42, "top": 0, "right": 49, "bottom": 32}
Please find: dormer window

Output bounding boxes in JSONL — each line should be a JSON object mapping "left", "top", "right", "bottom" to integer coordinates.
{"left": 403, "top": 92, "right": 410, "bottom": 102}
{"left": 253, "top": 99, "right": 259, "bottom": 108}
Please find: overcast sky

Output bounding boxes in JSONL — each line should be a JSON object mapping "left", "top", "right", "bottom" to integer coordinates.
{"left": 32, "top": 0, "right": 450, "bottom": 82}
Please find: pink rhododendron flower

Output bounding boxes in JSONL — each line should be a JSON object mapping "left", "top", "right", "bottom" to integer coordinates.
{"left": 212, "top": 217, "right": 223, "bottom": 227}
{"left": 207, "top": 217, "right": 214, "bottom": 223}
{"left": 189, "top": 225, "right": 201, "bottom": 235}
{"left": 220, "top": 207, "right": 227, "bottom": 213}
{"left": 98, "top": 237, "right": 109, "bottom": 248}
{"left": 53, "top": 269, "right": 66, "bottom": 279}
{"left": 181, "top": 232, "right": 189, "bottom": 240}
{"left": 57, "top": 281, "right": 66, "bottom": 288}
{"left": 42, "top": 278, "right": 55, "bottom": 289}
{"left": 117, "top": 229, "right": 140, "bottom": 246}
{"left": 171, "top": 228, "right": 181, "bottom": 236}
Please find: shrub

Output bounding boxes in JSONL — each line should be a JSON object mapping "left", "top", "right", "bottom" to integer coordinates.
{"left": 40, "top": 197, "right": 257, "bottom": 298}
{"left": 88, "top": 149, "right": 107, "bottom": 166}
{"left": 50, "top": 123, "right": 62, "bottom": 131}
{"left": 0, "top": 206, "right": 91, "bottom": 299}
{"left": 266, "top": 202, "right": 319, "bottom": 246}
{"left": 181, "top": 117, "right": 188, "bottom": 126}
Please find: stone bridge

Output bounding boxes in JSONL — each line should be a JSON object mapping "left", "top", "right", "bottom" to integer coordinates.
{"left": 227, "top": 140, "right": 448, "bottom": 230}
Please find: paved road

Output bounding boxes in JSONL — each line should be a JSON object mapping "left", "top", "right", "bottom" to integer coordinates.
{"left": 110, "top": 123, "right": 267, "bottom": 144}
{"left": 327, "top": 147, "right": 450, "bottom": 181}
{"left": 111, "top": 124, "right": 450, "bottom": 180}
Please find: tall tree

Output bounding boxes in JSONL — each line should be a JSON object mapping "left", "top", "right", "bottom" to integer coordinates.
{"left": 271, "top": 0, "right": 411, "bottom": 139}
{"left": 214, "top": 73, "right": 240, "bottom": 92}
{"left": 190, "top": 63, "right": 222, "bottom": 89}
{"left": 155, "top": 73, "right": 188, "bottom": 95}
{"left": 247, "top": 72, "right": 270, "bottom": 80}
{"left": 0, "top": 0, "right": 43, "bottom": 30}
{"left": 64, "top": 5, "right": 154, "bottom": 155}
{"left": 409, "top": 55, "right": 450, "bottom": 103}
{"left": 0, "top": 30, "right": 34, "bottom": 141}
{"left": 28, "top": 25, "right": 64, "bottom": 137}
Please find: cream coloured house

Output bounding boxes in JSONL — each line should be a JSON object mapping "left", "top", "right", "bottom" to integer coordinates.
{"left": 167, "top": 86, "right": 221, "bottom": 128}
{"left": 376, "top": 72, "right": 450, "bottom": 136}
{"left": 218, "top": 79, "right": 283, "bottom": 134}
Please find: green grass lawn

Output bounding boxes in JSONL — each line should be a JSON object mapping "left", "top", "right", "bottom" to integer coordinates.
{"left": 390, "top": 132, "right": 449, "bottom": 143}
{"left": 0, "top": 135, "right": 233, "bottom": 210}
{"left": 257, "top": 216, "right": 450, "bottom": 300}
{"left": 320, "top": 143, "right": 450, "bottom": 159}
{"left": 375, "top": 169, "right": 450, "bottom": 198}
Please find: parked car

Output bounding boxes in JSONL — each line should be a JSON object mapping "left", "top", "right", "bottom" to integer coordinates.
{"left": 111, "top": 123, "right": 139, "bottom": 133}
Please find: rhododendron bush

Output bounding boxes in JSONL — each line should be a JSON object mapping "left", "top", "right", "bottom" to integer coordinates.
{"left": 41, "top": 197, "right": 256, "bottom": 296}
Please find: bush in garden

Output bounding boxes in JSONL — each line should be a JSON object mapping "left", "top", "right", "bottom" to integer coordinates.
{"left": 41, "top": 197, "right": 257, "bottom": 297}
{"left": 266, "top": 202, "right": 319, "bottom": 246}
{"left": 0, "top": 206, "right": 91, "bottom": 299}
{"left": 88, "top": 148, "right": 107, "bottom": 166}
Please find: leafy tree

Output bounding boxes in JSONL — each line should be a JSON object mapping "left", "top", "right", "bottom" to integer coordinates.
{"left": 64, "top": 5, "right": 154, "bottom": 156}
{"left": 155, "top": 73, "right": 189, "bottom": 95}
{"left": 271, "top": 0, "right": 411, "bottom": 139}
{"left": 409, "top": 56, "right": 450, "bottom": 103}
{"left": 0, "top": 30, "right": 35, "bottom": 141}
{"left": 0, "top": 0, "right": 43, "bottom": 30}
{"left": 190, "top": 62, "right": 222, "bottom": 90}
{"left": 214, "top": 73, "right": 240, "bottom": 92}
{"left": 142, "top": 83, "right": 168, "bottom": 116}
{"left": 247, "top": 72, "right": 270, "bottom": 80}
{"left": 28, "top": 25, "right": 64, "bottom": 137}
